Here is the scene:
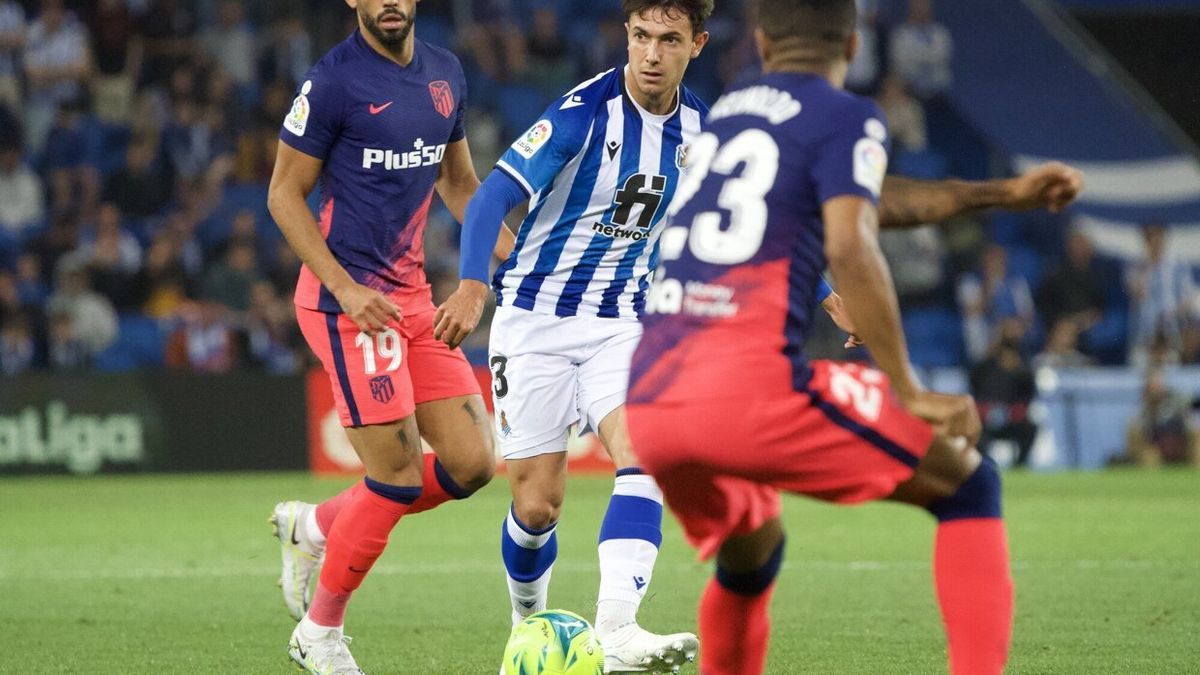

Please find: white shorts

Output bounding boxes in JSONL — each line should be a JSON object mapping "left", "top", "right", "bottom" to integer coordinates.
{"left": 488, "top": 305, "right": 642, "bottom": 460}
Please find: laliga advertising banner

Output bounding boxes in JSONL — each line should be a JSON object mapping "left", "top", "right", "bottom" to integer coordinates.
{"left": 307, "top": 367, "right": 614, "bottom": 475}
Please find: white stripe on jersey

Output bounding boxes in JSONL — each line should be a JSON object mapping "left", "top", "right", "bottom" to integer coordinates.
{"left": 503, "top": 121, "right": 594, "bottom": 284}
{"left": 530, "top": 96, "right": 627, "bottom": 315}
{"left": 617, "top": 104, "right": 705, "bottom": 317}
{"left": 581, "top": 98, "right": 667, "bottom": 310}
{"left": 495, "top": 68, "right": 707, "bottom": 319}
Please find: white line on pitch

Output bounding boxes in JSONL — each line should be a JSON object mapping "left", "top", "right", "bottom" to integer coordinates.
{"left": 0, "top": 558, "right": 1191, "bottom": 582}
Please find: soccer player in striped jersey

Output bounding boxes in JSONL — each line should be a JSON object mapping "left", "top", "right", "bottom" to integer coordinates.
{"left": 439, "top": 2, "right": 715, "bottom": 670}
{"left": 436, "top": 1, "right": 1081, "bottom": 673}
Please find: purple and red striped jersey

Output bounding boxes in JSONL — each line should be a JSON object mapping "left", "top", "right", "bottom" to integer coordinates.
{"left": 280, "top": 30, "right": 467, "bottom": 313}
{"left": 630, "top": 72, "right": 890, "bottom": 404}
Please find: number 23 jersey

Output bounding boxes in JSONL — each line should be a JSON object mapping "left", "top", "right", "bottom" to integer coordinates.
{"left": 630, "top": 72, "right": 891, "bottom": 404}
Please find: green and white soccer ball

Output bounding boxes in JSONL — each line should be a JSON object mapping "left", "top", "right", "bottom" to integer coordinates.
{"left": 501, "top": 609, "right": 605, "bottom": 675}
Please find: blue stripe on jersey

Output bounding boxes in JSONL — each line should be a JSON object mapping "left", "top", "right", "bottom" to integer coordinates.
{"left": 494, "top": 195, "right": 550, "bottom": 306}
{"left": 513, "top": 112, "right": 611, "bottom": 311}
{"left": 554, "top": 231, "right": 615, "bottom": 316}
{"left": 598, "top": 110, "right": 684, "bottom": 318}
{"left": 805, "top": 385, "right": 921, "bottom": 469}
{"left": 598, "top": 105, "right": 646, "bottom": 227}
{"left": 326, "top": 313, "right": 361, "bottom": 426}
{"left": 633, "top": 238, "right": 661, "bottom": 316}
{"left": 554, "top": 106, "right": 644, "bottom": 316}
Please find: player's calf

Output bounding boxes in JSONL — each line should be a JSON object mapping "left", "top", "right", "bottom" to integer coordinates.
{"left": 926, "top": 455, "right": 1012, "bottom": 675}
{"left": 897, "top": 441, "right": 1012, "bottom": 675}
{"left": 692, "top": 522, "right": 785, "bottom": 675}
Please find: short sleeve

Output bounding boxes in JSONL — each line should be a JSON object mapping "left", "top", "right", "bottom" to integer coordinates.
{"left": 448, "top": 62, "right": 468, "bottom": 144}
{"left": 811, "top": 98, "right": 890, "bottom": 206}
{"left": 279, "top": 68, "right": 344, "bottom": 161}
{"left": 494, "top": 98, "right": 590, "bottom": 198}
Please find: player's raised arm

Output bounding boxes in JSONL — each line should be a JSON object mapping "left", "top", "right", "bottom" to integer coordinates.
{"left": 267, "top": 142, "right": 401, "bottom": 335}
{"left": 878, "top": 161, "right": 1084, "bottom": 229}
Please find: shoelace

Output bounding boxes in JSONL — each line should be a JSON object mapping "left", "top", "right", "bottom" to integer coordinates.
{"left": 310, "top": 633, "right": 361, "bottom": 675}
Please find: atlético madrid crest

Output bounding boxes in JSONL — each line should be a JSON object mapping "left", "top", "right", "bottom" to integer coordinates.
{"left": 429, "top": 80, "right": 454, "bottom": 119}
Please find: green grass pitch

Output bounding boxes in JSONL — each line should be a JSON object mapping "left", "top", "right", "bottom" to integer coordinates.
{"left": 1, "top": 470, "right": 1197, "bottom": 673}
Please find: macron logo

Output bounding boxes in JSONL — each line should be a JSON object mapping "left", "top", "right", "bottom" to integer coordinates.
{"left": 633, "top": 576, "right": 647, "bottom": 590}
{"left": 560, "top": 94, "right": 585, "bottom": 110}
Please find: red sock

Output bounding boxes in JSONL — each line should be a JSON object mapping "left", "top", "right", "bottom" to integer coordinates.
{"left": 698, "top": 576, "right": 773, "bottom": 675}
{"left": 934, "top": 518, "right": 1013, "bottom": 675}
{"left": 308, "top": 482, "right": 417, "bottom": 627}
{"left": 315, "top": 483, "right": 364, "bottom": 537}
{"left": 315, "top": 455, "right": 466, "bottom": 538}
{"left": 408, "top": 454, "right": 465, "bottom": 514}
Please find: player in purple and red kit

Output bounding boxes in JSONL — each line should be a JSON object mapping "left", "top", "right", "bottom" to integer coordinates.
{"left": 626, "top": 1, "right": 1082, "bottom": 674}
{"left": 265, "top": 0, "right": 512, "bottom": 672}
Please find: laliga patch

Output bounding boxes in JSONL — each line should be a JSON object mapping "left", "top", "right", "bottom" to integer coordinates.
{"left": 513, "top": 119, "right": 553, "bottom": 159}
{"left": 853, "top": 137, "right": 887, "bottom": 198}
{"left": 284, "top": 80, "right": 312, "bottom": 137}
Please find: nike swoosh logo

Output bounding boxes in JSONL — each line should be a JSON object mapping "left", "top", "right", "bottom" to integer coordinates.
{"left": 296, "top": 644, "right": 309, "bottom": 660}
{"left": 289, "top": 520, "right": 301, "bottom": 547}
{"left": 349, "top": 566, "right": 369, "bottom": 573}
{"left": 559, "top": 95, "right": 584, "bottom": 110}
{"left": 369, "top": 101, "right": 394, "bottom": 115}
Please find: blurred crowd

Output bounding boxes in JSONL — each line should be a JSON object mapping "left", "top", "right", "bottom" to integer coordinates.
{"left": 0, "top": 0, "right": 1197, "bottom": 379}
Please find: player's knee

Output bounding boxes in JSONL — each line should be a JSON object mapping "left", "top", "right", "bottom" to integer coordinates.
{"left": 716, "top": 536, "right": 786, "bottom": 596}
{"left": 512, "top": 497, "right": 562, "bottom": 531}
{"left": 456, "top": 459, "right": 495, "bottom": 494}
{"left": 927, "top": 455, "right": 1003, "bottom": 522}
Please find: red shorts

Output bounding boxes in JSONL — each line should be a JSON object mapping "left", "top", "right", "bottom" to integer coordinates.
{"left": 297, "top": 305, "right": 481, "bottom": 426}
{"left": 626, "top": 360, "right": 934, "bottom": 560}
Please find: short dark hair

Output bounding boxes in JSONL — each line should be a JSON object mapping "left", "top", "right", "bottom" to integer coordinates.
{"left": 622, "top": 0, "right": 714, "bottom": 38}
{"left": 758, "top": 0, "right": 856, "bottom": 46}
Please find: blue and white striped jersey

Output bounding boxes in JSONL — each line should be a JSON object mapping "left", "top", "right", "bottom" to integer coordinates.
{"left": 493, "top": 67, "right": 708, "bottom": 319}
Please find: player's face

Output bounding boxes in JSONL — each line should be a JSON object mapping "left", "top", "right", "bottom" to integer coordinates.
{"left": 350, "top": 0, "right": 418, "bottom": 48}
{"left": 626, "top": 9, "right": 709, "bottom": 101}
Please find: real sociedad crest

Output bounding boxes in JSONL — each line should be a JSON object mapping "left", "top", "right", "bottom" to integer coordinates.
{"left": 429, "top": 80, "right": 454, "bottom": 119}
{"left": 675, "top": 144, "right": 689, "bottom": 171}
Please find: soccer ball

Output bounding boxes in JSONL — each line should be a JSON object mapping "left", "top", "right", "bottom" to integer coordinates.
{"left": 501, "top": 609, "right": 605, "bottom": 675}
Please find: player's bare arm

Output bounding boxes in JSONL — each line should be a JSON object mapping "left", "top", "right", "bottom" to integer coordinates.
{"left": 820, "top": 291, "right": 863, "bottom": 348}
{"left": 823, "top": 195, "right": 980, "bottom": 443}
{"left": 267, "top": 141, "right": 401, "bottom": 335}
{"left": 434, "top": 138, "right": 517, "bottom": 261}
{"left": 878, "top": 161, "right": 1084, "bottom": 228}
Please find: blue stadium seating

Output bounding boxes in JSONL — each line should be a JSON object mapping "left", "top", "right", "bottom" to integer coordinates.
{"left": 497, "top": 84, "right": 544, "bottom": 137}
{"left": 94, "top": 314, "right": 168, "bottom": 372}
{"left": 902, "top": 308, "right": 966, "bottom": 368}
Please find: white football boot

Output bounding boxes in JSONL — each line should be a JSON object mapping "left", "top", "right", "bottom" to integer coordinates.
{"left": 270, "top": 501, "right": 323, "bottom": 621}
{"left": 600, "top": 623, "right": 699, "bottom": 673}
{"left": 288, "top": 624, "right": 364, "bottom": 675}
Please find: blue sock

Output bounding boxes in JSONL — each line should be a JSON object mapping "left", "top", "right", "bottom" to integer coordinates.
{"left": 928, "top": 455, "right": 1002, "bottom": 522}
{"left": 716, "top": 537, "right": 786, "bottom": 597}
{"left": 501, "top": 504, "right": 557, "bottom": 617}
